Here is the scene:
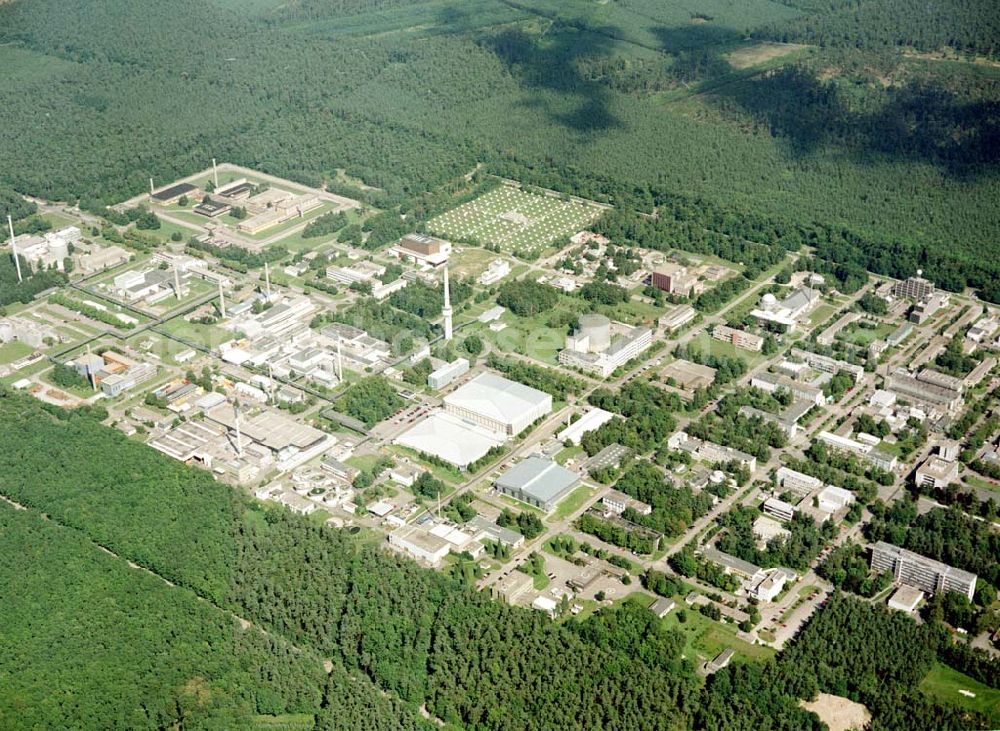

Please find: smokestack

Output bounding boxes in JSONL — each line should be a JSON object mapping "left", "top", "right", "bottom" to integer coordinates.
{"left": 233, "top": 400, "right": 244, "bottom": 458}
{"left": 267, "top": 362, "right": 275, "bottom": 402}
{"left": 335, "top": 338, "right": 343, "bottom": 382}
{"left": 218, "top": 280, "right": 226, "bottom": 318}
{"left": 212, "top": 158, "right": 219, "bottom": 188}
{"left": 7, "top": 215, "right": 22, "bottom": 284}
{"left": 442, "top": 265, "right": 453, "bottom": 341}
{"left": 149, "top": 177, "right": 155, "bottom": 196}
{"left": 85, "top": 343, "right": 96, "bottom": 392}
{"left": 264, "top": 261, "right": 271, "bottom": 299}
{"left": 173, "top": 267, "right": 183, "bottom": 298}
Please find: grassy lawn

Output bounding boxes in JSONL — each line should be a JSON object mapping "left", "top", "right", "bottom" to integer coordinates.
{"left": 554, "top": 445, "right": 585, "bottom": 466}
{"left": 549, "top": 484, "right": 596, "bottom": 522}
{"left": 448, "top": 247, "right": 514, "bottom": 280}
{"left": 595, "top": 297, "right": 665, "bottom": 326}
{"left": 496, "top": 493, "right": 546, "bottom": 518}
{"left": 920, "top": 662, "right": 1000, "bottom": 725}
{"left": 385, "top": 446, "right": 465, "bottom": 485}
{"left": 608, "top": 593, "right": 776, "bottom": 665}
{"left": 808, "top": 303, "right": 839, "bottom": 327}
{"left": 963, "top": 473, "right": 1000, "bottom": 493}
{"left": 0, "top": 341, "right": 34, "bottom": 365}
{"left": 486, "top": 312, "right": 567, "bottom": 365}
{"left": 345, "top": 454, "right": 384, "bottom": 473}
{"left": 665, "top": 608, "right": 776, "bottom": 664}
{"left": 840, "top": 322, "right": 894, "bottom": 346}
{"left": 156, "top": 316, "right": 233, "bottom": 350}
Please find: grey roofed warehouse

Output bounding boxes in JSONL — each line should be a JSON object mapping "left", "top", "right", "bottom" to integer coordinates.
{"left": 495, "top": 456, "right": 580, "bottom": 512}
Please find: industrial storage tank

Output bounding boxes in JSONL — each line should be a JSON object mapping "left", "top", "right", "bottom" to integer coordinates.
{"left": 578, "top": 313, "right": 611, "bottom": 352}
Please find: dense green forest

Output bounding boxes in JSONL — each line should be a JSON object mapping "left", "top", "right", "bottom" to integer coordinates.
{"left": 0, "top": 388, "right": 701, "bottom": 730}
{"left": 760, "top": 0, "right": 1000, "bottom": 57}
{"left": 0, "top": 0, "right": 998, "bottom": 299}
{"left": 1, "top": 377, "right": 997, "bottom": 728}
{"left": 0, "top": 504, "right": 407, "bottom": 730}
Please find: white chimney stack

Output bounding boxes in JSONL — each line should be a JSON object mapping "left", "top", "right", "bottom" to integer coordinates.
{"left": 442, "top": 265, "right": 453, "bottom": 341}
{"left": 7, "top": 215, "right": 22, "bottom": 284}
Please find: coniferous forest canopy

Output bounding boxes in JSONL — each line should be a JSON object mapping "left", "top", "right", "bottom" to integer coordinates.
{"left": 2, "top": 379, "right": 998, "bottom": 730}
{"left": 0, "top": 0, "right": 998, "bottom": 296}
{"left": 2, "top": 0, "right": 1000, "bottom": 728}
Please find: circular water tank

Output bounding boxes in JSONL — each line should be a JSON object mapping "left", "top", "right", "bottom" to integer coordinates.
{"left": 578, "top": 313, "right": 611, "bottom": 352}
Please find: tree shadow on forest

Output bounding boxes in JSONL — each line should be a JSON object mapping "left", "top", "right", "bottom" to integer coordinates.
{"left": 476, "top": 22, "right": 623, "bottom": 134}
{"left": 706, "top": 63, "right": 1000, "bottom": 177}
{"left": 652, "top": 22, "right": 742, "bottom": 54}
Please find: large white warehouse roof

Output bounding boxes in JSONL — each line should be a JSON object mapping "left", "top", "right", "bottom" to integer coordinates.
{"left": 444, "top": 373, "right": 550, "bottom": 426}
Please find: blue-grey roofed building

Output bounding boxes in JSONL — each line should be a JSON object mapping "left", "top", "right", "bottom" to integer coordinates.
{"left": 495, "top": 456, "right": 580, "bottom": 512}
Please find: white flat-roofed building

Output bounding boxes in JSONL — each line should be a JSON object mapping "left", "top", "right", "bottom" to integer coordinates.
{"left": 817, "top": 485, "right": 855, "bottom": 513}
{"left": 887, "top": 585, "right": 924, "bottom": 613}
{"left": 790, "top": 348, "right": 864, "bottom": 383}
{"left": 818, "top": 430, "right": 899, "bottom": 471}
{"left": 753, "top": 516, "right": 791, "bottom": 544}
{"left": 668, "top": 431, "right": 757, "bottom": 473}
{"left": 478, "top": 306, "right": 505, "bottom": 323}
{"left": 394, "top": 412, "right": 505, "bottom": 469}
{"left": 492, "top": 571, "right": 534, "bottom": 604}
{"left": 748, "top": 568, "right": 792, "bottom": 602}
{"left": 967, "top": 315, "right": 999, "bottom": 344}
{"left": 650, "top": 597, "right": 677, "bottom": 618}
{"left": 819, "top": 430, "right": 871, "bottom": 458}
{"left": 872, "top": 541, "right": 976, "bottom": 601}
{"left": 603, "top": 489, "right": 652, "bottom": 516}
{"left": 388, "top": 524, "right": 451, "bottom": 566}
{"left": 915, "top": 455, "right": 960, "bottom": 489}
{"left": 532, "top": 595, "right": 559, "bottom": 618}
{"left": 762, "top": 497, "right": 797, "bottom": 522}
{"left": 428, "top": 358, "right": 469, "bottom": 390}
{"left": 467, "top": 515, "right": 524, "bottom": 549}
{"left": 557, "top": 407, "right": 614, "bottom": 446}
{"left": 326, "top": 260, "right": 384, "bottom": 285}
{"left": 372, "top": 278, "right": 407, "bottom": 301}
{"left": 287, "top": 347, "right": 329, "bottom": 376}
{"left": 321, "top": 323, "right": 392, "bottom": 368}
{"left": 479, "top": 259, "right": 511, "bottom": 285}
{"left": 659, "top": 305, "right": 696, "bottom": 332}
{"left": 750, "top": 372, "right": 825, "bottom": 407}
{"left": 751, "top": 288, "right": 820, "bottom": 332}
{"left": 444, "top": 373, "right": 551, "bottom": 437}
